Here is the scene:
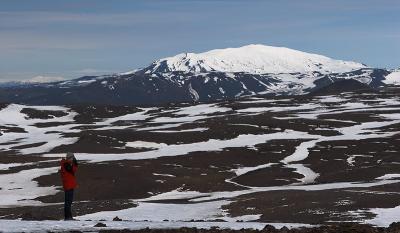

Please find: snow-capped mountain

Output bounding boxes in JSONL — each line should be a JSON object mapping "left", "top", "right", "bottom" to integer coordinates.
{"left": 0, "top": 44, "right": 395, "bottom": 105}
{"left": 147, "top": 44, "right": 366, "bottom": 74}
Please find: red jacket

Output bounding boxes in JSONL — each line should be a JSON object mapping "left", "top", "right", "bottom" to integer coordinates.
{"left": 60, "top": 159, "right": 78, "bottom": 191}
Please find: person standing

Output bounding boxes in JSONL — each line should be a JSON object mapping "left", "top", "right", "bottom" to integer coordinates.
{"left": 60, "top": 152, "right": 78, "bottom": 220}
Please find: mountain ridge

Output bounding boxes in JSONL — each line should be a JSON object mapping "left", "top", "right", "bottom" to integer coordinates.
{"left": 0, "top": 44, "right": 396, "bottom": 105}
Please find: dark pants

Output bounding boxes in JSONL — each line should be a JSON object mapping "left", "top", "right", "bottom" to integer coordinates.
{"left": 64, "top": 189, "right": 74, "bottom": 220}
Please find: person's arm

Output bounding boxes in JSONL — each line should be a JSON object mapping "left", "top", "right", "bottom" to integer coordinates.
{"left": 64, "top": 162, "right": 73, "bottom": 173}
{"left": 59, "top": 159, "right": 64, "bottom": 173}
{"left": 72, "top": 157, "right": 78, "bottom": 166}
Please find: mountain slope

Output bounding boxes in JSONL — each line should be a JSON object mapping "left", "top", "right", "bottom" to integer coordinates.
{"left": 309, "top": 78, "right": 373, "bottom": 95}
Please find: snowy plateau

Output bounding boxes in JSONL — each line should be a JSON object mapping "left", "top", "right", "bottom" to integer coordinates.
{"left": 1, "top": 87, "right": 400, "bottom": 232}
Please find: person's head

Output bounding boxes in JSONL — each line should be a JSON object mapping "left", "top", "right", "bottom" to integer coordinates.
{"left": 66, "top": 152, "right": 75, "bottom": 161}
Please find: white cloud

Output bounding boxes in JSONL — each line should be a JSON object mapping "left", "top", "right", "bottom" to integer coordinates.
{"left": 28, "top": 76, "right": 65, "bottom": 83}
{"left": 73, "top": 68, "right": 117, "bottom": 75}
{"left": 0, "top": 11, "right": 195, "bottom": 27}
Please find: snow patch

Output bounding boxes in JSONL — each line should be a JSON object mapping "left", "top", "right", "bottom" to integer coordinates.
{"left": 383, "top": 70, "right": 400, "bottom": 85}
{"left": 126, "top": 141, "right": 168, "bottom": 149}
{"left": 0, "top": 167, "right": 59, "bottom": 206}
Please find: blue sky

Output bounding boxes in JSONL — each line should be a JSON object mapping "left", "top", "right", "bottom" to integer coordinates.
{"left": 0, "top": 0, "right": 399, "bottom": 82}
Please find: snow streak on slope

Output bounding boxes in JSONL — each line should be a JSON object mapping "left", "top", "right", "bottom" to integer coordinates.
{"left": 150, "top": 44, "right": 366, "bottom": 74}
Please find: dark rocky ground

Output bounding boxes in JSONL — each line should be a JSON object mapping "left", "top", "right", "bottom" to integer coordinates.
{"left": 96, "top": 224, "right": 400, "bottom": 233}
{"left": 50, "top": 223, "right": 400, "bottom": 233}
